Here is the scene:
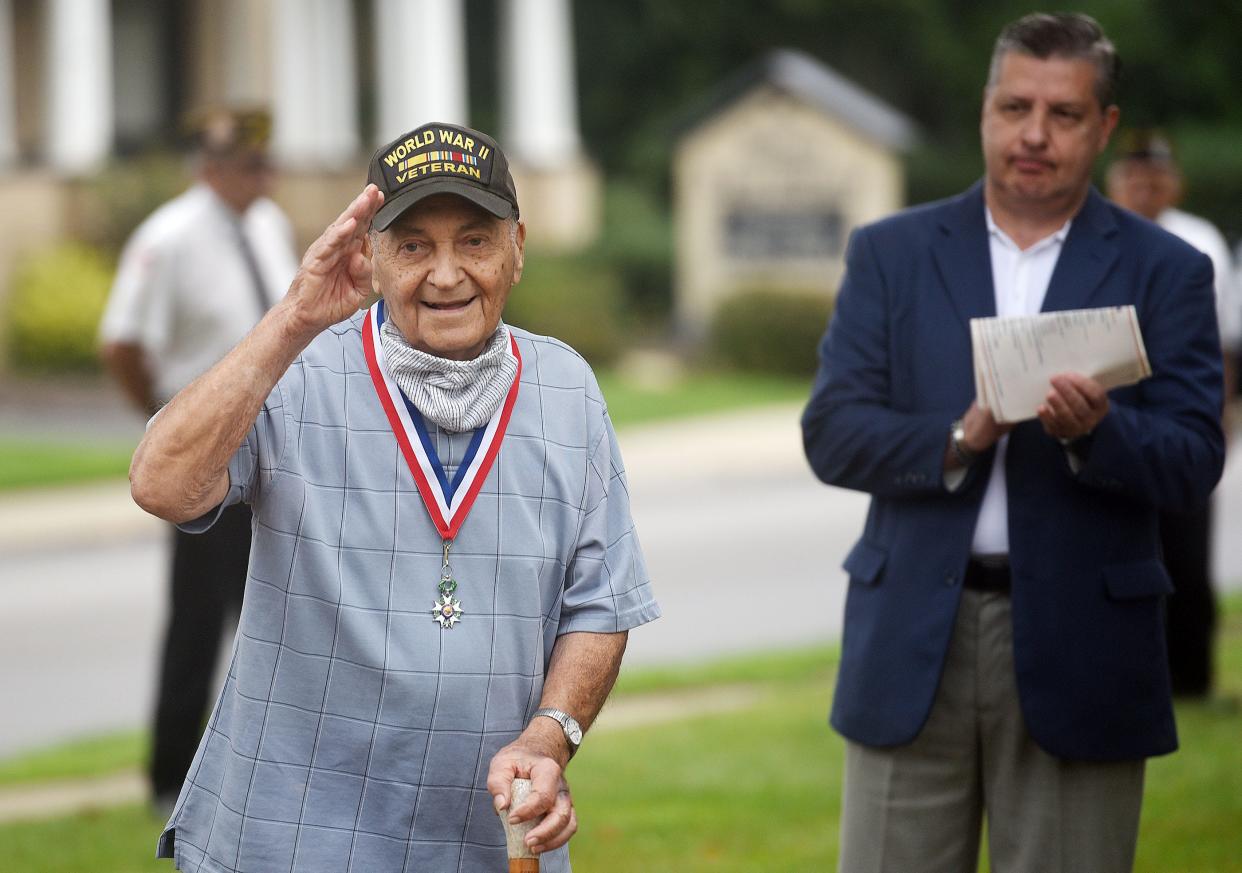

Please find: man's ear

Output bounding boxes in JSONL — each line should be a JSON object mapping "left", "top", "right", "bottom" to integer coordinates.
{"left": 1098, "top": 105, "right": 1121, "bottom": 153}
{"left": 363, "top": 231, "right": 382, "bottom": 297}
{"left": 511, "top": 221, "right": 527, "bottom": 285}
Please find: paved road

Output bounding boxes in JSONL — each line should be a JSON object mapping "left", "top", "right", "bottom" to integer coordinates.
{"left": 3, "top": 405, "right": 1241, "bottom": 759}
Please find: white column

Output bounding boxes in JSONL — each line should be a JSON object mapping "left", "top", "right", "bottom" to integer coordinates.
{"left": 0, "top": 0, "right": 17, "bottom": 168}
{"left": 45, "top": 0, "right": 113, "bottom": 173}
{"left": 223, "top": 0, "right": 272, "bottom": 104}
{"left": 500, "top": 0, "right": 581, "bottom": 166}
{"left": 372, "top": 0, "right": 467, "bottom": 144}
{"left": 272, "top": 0, "right": 360, "bottom": 166}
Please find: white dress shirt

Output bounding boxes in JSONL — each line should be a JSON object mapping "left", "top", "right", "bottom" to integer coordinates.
{"left": 970, "top": 209, "right": 1072, "bottom": 556}
{"left": 99, "top": 184, "right": 299, "bottom": 402}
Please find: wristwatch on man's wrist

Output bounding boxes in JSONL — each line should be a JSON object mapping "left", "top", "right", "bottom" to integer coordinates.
{"left": 950, "top": 418, "right": 978, "bottom": 466}
{"left": 532, "top": 707, "right": 583, "bottom": 758}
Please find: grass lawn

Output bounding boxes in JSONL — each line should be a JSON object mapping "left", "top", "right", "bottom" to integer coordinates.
{"left": 0, "top": 370, "right": 807, "bottom": 493}
{"left": 596, "top": 370, "right": 809, "bottom": 428}
{"left": 2, "top": 598, "right": 1238, "bottom": 872}
{"left": 0, "top": 732, "right": 145, "bottom": 789}
{"left": 0, "top": 438, "right": 136, "bottom": 491}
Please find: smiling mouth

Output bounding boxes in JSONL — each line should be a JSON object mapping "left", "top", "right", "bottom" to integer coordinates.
{"left": 423, "top": 298, "right": 475, "bottom": 312}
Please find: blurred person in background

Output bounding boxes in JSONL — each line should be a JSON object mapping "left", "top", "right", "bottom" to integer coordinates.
{"left": 803, "top": 13, "right": 1224, "bottom": 873}
{"left": 98, "top": 107, "right": 299, "bottom": 812}
{"left": 1107, "top": 129, "right": 1240, "bottom": 700}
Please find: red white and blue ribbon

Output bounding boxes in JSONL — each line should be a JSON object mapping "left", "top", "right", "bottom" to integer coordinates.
{"left": 362, "top": 300, "right": 521, "bottom": 540}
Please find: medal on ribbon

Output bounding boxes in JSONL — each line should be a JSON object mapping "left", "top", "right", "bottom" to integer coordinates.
{"left": 433, "top": 539, "right": 463, "bottom": 628}
{"left": 362, "top": 300, "right": 521, "bottom": 628}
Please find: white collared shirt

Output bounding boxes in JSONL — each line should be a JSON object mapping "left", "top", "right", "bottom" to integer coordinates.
{"left": 970, "top": 209, "right": 1072, "bottom": 556}
{"left": 1157, "top": 207, "right": 1241, "bottom": 352}
{"left": 99, "top": 184, "right": 298, "bottom": 402}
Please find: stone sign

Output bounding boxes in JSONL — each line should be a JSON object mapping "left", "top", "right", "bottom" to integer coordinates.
{"left": 674, "top": 49, "right": 916, "bottom": 338}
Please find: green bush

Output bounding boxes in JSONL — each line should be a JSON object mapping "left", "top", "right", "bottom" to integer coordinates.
{"left": 593, "top": 180, "right": 674, "bottom": 323}
{"left": 505, "top": 251, "right": 627, "bottom": 366}
{"left": 75, "top": 154, "right": 190, "bottom": 258}
{"left": 5, "top": 244, "right": 114, "bottom": 373}
{"left": 710, "top": 289, "right": 833, "bottom": 377}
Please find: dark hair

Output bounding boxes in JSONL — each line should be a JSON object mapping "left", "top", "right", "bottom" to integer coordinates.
{"left": 987, "top": 12, "right": 1120, "bottom": 107}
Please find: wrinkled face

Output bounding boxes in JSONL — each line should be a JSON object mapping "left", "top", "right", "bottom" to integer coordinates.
{"left": 981, "top": 52, "right": 1119, "bottom": 217}
{"left": 205, "top": 147, "right": 275, "bottom": 212}
{"left": 371, "top": 194, "right": 525, "bottom": 361}
{"left": 1106, "top": 160, "right": 1179, "bottom": 221}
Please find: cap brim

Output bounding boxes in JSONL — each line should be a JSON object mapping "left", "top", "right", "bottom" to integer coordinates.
{"left": 372, "top": 180, "right": 514, "bottom": 231}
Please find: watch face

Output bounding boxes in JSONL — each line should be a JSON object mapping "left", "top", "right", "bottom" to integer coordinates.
{"left": 567, "top": 723, "right": 583, "bottom": 745}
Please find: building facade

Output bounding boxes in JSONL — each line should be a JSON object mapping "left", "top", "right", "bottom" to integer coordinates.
{"left": 0, "top": 0, "right": 599, "bottom": 331}
{"left": 674, "top": 50, "right": 915, "bottom": 338}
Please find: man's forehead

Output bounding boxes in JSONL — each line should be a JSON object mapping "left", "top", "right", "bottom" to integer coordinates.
{"left": 991, "top": 52, "right": 1099, "bottom": 101}
{"left": 385, "top": 195, "right": 505, "bottom": 233}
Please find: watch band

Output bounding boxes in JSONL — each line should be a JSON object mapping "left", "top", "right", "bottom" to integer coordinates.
{"left": 533, "top": 707, "right": 583, "bottom": 758}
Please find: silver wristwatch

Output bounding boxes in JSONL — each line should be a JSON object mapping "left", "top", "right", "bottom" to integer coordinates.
{"left": 950, "top": 418, "right": 978, "bottom": 465}
{"left": 533, "top": 707, "right": 583, "bottom": 758}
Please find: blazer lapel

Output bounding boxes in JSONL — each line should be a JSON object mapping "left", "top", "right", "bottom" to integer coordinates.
{"left": 930, "top": 183, "right": 997, "bottom": 329}
{"left": 1040, "top": 188, "right": 1120, "bottom": 314}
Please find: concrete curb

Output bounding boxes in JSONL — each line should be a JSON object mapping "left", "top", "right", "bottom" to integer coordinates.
{"left": 0, "top": 480, "right": 164, "bottom": 555}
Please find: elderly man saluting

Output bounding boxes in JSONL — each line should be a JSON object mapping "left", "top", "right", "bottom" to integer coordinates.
{"left": 131, "top": 122, "right": 660, "bottom": 873}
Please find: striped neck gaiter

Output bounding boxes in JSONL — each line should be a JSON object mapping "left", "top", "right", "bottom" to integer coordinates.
{"left": 379, "top": 320, "right": 516, "bottom": 433}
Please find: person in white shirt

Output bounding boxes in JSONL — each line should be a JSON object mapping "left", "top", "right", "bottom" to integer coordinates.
{"left": 1107, "top": 129, "right": 1234, "bottom": 699}
{"left": 99, "top": 107, "right": 298, "bottom": 810}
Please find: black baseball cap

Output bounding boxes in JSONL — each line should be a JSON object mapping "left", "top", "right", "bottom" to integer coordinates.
{"left": 367, "top": 122, "right": 520, "bottom": 231}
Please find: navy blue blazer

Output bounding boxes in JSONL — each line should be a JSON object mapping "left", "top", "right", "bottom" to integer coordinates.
{"left": 802, "top": 184, "right": 1225, "bottom": 762}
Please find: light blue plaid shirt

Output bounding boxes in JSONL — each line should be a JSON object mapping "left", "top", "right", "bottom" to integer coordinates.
{"left": 159, "top": 313, "right": 660, "bottom": 873}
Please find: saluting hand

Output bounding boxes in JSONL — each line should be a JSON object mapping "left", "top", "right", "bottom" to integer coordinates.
{"left": 283, "top": 185, "right": 384, "bottom": 338}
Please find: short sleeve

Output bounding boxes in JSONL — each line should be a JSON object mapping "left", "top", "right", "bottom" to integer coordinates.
{"left": 176, "top": 365, "right": 298, "bottom": 534}
{"left": 557, "top": 409, "right": 661, "bottom": 634}
{"left": 98, "top": 233, "right": 176, "bottom": 352}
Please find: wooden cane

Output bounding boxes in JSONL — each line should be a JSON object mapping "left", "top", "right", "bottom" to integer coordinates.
{"left": 498, "top": 777, "right": 542, "bottom": 872}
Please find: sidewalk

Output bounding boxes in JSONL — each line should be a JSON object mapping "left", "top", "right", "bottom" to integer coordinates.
{"left": 0, "top": 401, "right": 809, "bottom": 554}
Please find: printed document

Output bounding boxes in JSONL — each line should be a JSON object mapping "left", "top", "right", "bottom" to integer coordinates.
{"left": 971, "top": 306, "right": 1151, "bottom": 424}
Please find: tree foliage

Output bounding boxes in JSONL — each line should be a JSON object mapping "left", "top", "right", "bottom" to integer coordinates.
{"left": 556, "top": 0, "right": 1242, "bottom": 232}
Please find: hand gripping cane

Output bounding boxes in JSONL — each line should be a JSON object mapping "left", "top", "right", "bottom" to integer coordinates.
{"left": 498, "top": 777, "right": 542, "bottom": 872}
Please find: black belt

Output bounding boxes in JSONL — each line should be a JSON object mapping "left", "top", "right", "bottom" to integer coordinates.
{"left": 965, "top": 557, "right": 1011, "bottom": 593}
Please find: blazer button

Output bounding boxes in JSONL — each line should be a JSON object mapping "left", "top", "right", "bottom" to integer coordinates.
{"left": 944, "top": 574, "right": 957, "bottom": 587}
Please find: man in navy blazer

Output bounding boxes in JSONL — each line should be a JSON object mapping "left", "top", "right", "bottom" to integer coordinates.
{"left": 802, "top": 13, "right": 1224, "bottom": 873}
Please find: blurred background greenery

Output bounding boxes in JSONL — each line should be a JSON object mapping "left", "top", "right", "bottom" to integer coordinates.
{"left": 7, "top": 0, "right": 1242, "bottom": 381}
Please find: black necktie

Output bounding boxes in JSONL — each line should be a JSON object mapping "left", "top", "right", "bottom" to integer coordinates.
{"left": 233, "top": 219, "right": 271, "bottom": 320}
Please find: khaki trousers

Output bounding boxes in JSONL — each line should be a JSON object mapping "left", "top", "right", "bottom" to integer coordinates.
{"left": 838, "top": 589, "right": 1146, "bottom": 873}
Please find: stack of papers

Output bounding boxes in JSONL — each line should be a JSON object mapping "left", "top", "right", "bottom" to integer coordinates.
{"left": 970, "top": 306, "right": 1151, "bottom": 424}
